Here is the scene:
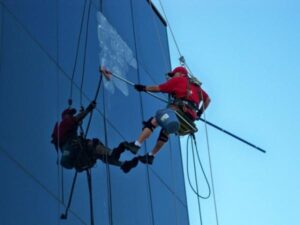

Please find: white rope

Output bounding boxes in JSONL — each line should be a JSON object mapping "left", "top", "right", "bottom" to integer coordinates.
{"left": 200, "top": 90, "right": 220, "bottom": 225}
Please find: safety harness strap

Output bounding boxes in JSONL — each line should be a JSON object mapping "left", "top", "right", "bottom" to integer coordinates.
{"left": 171, "top": 98, "right": 198, "bottom": 111}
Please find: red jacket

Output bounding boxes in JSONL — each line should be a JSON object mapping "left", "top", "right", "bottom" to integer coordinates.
{"left": 51, "top": 116, "right": 78, "bottom": 150}
{"left": 159, "top": 76, "right": 209, "bottom": 120}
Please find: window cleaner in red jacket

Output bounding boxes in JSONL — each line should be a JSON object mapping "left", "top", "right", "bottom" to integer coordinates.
{"left": 113, "top": 66, "right": 211, "bottom": 169}
{"left": 51, "top": 101, "right": 124, "bottom": 171}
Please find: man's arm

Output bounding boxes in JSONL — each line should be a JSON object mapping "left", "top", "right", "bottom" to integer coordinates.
{"left": 134, "top": 84, "right": 160, "bottom": 92}
{"left": 74, "top": 101, "right": 96, "bottom": 122}
{"left": 145, "top": 85, "right": 160, "bottom": 92}
{"left": 135, "top": 77, "right": 180, "bottom": 93}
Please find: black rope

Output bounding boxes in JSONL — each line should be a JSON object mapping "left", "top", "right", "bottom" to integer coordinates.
{"left": 62, "top": 76, "right": 102, "bottom": 224}
{"left": 62, "top": 2, "right": 97, "bottom": 225}
{"left": 61, "top": 167, "right": 65, "bottom": 204}
{"left": 66, "top": 73, "right": 101, "bottom": 225}
{"left": 55, "top": 1, "right": 63, "bottom": 223}
{"left": 77, "top": 3, "right": 100, "bottom": 223}
{"left": 69, "top": 0, "right": 88, "bottom": 107}
{"left": 80, "top": 0, "right": 92, "bottom": 107}
{"left": 101, "top": 84, "right": 114, "bottom": 225}
{"left": 60, "top": 171, "right": 78, "bottom": 220}
{"left": 84, "top": 75, "right": 103, "bottom": 138}
{"left": 86, "top": 169, "right": 95, "bottom": 225}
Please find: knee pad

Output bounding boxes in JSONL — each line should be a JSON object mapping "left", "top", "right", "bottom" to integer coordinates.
{"left": 158, "top": 129, "right": 169, "bottom": 143}
{"left": 142, "top": 117, "right": 156, "bottom": 132}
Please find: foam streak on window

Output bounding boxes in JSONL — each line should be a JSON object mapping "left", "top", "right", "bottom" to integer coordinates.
{"left": 97, "top": 11, "right": 137, "bottom": 96}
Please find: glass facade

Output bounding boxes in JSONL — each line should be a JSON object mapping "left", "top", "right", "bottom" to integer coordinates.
{"left": 0, "top": 1, "right": 189, "bottom": 225}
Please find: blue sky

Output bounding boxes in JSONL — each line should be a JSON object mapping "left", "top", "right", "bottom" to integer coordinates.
{"left": 153, "top": 0, "right": 300, "bottom": 225}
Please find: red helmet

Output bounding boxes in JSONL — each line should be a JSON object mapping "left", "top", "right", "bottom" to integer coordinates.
{"left": 167, "top": 66, "right": 188, "bottom": 77}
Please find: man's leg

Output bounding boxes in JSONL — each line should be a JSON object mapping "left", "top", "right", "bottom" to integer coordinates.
{"left": 139, "top": 117, "right": 158, "bottom": 142}
{"left": 109, "top": 142, "right": 126, "bottom": 161}
{"left": 151, "top": 140, "right": 167, "bottom": 156}
{"left": 72, "top": 139, "right": 98, "bottom": 171}
{"left": 87, "top": 138, "right": 127, "bottom": 165}
{"left": 86, "top": 139, "right": 110, "bottom": 159}
{"left": 139, "top": 128, "right": 169, "bottom": 164}
{"left": 123, "top": 117, "right": 158, "bottom": 154}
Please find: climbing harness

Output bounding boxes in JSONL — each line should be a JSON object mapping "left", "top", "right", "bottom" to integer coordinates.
{"left": 171, "top": 98, "right": 199, "bottom": 112}
{"left": 175, "top": 109, "right": 198, "bottom": 136}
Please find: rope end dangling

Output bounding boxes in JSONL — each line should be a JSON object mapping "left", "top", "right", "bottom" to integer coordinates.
{"left": 99, "top": 66, "right": 112, "bottom": 81}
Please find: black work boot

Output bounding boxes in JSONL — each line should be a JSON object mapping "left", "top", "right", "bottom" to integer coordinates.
{"left": 139, "top": 154, "right": 154, "bottom": 165}
{"left": 110, "top": 142, "right": 126, "bottom": 161}
{"left": 121, "top": 157, "right": 139, "bottom": 173}
{"left": 122, "top": 141, "right": 140, "bottom": 154}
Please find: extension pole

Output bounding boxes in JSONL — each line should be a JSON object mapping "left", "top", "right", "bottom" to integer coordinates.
{"left": 105, "top": 70, "right": 167, "bottom": 103}
{"left": 101, "top": 69, "right": 197, "bottom": 132}
{"left": 199, "top": 118, "right": 266, "bottom": 153}
{"left": 101, "top": 68, "right": 266, "bottom": 153}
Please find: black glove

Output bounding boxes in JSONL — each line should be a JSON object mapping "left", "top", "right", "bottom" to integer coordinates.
{"left": 86, "top": 101, "right": 96, "bottom": 111}
{"left": 134, "top": 84, "right": 146, "bottom": 92}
